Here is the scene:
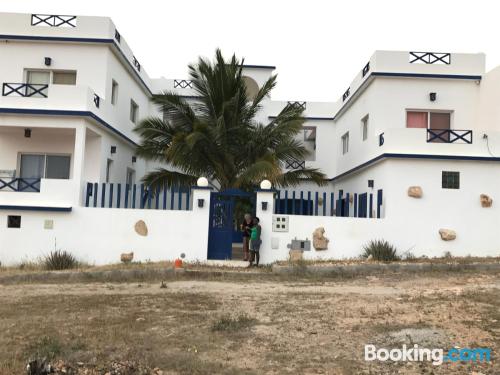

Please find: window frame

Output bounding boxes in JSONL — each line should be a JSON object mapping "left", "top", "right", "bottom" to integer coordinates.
{"left": 111, "top": 80, "right": 119, "bottom": 105}
{"left": 406, "top": 110, "right": 452, "bottom": 129}
{"left": 442, "top": 171, "right": 460, "bottom": 189}
{"left": 130, "top": 99, "right": 139, "bottom": 124}
{"left": 341, "top": 132, "right": 349, "bottom": 155}
{"left": 106, "top": 159, "right": 113, "bottom": 183}
{"left": 361, "top": 115, "right": 369, "bottom": 141}
{"left": 18, "top": 153, "right": 72, "bottom": 180}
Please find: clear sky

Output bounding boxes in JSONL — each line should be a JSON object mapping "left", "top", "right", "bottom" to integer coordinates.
{"left": 1, "top": 0, "right": 499, "bottom": 102}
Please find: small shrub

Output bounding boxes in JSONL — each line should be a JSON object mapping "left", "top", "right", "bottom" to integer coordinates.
{"left": 211, "top": 314, "right": 256, "bottom": 332}
{"left": 402, "top": 251, "right": 417, "bottom": 261}
{"left": 43, "top": 250, "right": 79, "bottom": 270}
{"left": 443, "top": 251, "right": 453, "bottom": 259}
{"left": 362, "top": 240, "right": 400, "bottom": 262}
{"left": 25, "top": 335, "right": 62, "bottom": 360}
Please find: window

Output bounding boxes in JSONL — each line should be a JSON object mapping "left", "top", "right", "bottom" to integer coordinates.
{"left": 52, "top": 71, "right": 77, "bottom": 85}
{"left": 130, "top": 100, "right": 139, "bottom": 123}
{"left": 407, "top": 111, "right": 451, "bottom": 129}
{"left": 341, "top": 132, "right": 349, "bottom": 154}
{"left": 20, "top": 154, "right": 71, "bottom": 181}
{"left": 111, "top": 80, "right": 119, "bottom": 105}
{"left": 106, "top": 159, "right": 113, "bottom": 183}
{"left": 126, "top": 168, "right": 135, "bottom": 187}
{"left": 303, "top": 126, "right": 316, "bottom": 161}
{"left": 442, "top": 171, "right": 460, "bottom": 189}
{"left": 361, "top": 115, "right": 369, "bottom": 141}
{"left": 7, "top": 215, "right": 21, "bottom": 228}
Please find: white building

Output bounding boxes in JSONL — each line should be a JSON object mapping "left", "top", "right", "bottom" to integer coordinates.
{"left": 0, "top": 12, "right": 499, "bottom": 265}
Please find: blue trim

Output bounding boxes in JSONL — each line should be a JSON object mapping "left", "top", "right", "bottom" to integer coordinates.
{"left": 331, "top": 152, "right": 500, "bottom": 182}
{"left": 241, "top": 64, "right": 276, "bottom": 70}
{"left": 0, "top": 34, "right": 153, "bottom": 96}
{"left": 0, "top": 205, "right": 72, "bottom": 212}
{"left": 268, "top": 116, "right": 334, "bottom": 121}
{"left": 372, "top": 72, "right": 482, "bottom": 80}
{"left": 0, "top": 108, "right": 138, "bottom": 146}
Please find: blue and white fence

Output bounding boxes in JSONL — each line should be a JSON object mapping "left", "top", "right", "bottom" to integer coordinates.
{"left": 84, "top": 182, "right": 191, "bottom": 210}
{"left": 274, "top": 189, "right": 384, "bottom": 218}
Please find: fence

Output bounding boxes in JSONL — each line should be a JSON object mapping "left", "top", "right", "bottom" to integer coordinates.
{"left": 274, "top": 189, "right": 383, "bottom": 218}
{"left": 84, "top": 182, "right": 191, "bottom": 210}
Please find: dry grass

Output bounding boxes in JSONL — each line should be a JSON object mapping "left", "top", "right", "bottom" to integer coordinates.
{"left": 0, "top": 271, "right": 498, "bottom": 374}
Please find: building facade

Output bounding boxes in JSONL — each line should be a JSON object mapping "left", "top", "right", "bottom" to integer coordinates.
{"left": 1, "top": 12, "right": 499, "bottom": 264}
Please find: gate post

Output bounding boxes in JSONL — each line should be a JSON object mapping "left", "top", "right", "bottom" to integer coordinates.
{"left": 255, "top": 180, "right": 275, "bottom": 264}
{"left": 191, "top": 178, "right": 212, "bottom": 262}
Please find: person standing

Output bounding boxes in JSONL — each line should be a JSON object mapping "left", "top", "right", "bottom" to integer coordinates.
{"left": 248, "top": 217, "right": 262, "bottom": 267}
{"left": 240, "top": 213, "right": 253, "bottom": 261}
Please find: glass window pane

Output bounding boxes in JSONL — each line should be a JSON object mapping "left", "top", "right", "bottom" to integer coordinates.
{"left": 53, "top": 71, "right": 77, "bottom": 85}
{"left": 46, "top": 155, "right": 71, "bottom": 179}
{"left": 27, "top": 71, "right": 50, "bottom": 84}
{"left": 407, "top": 111, "right": 428, "bottom": 128}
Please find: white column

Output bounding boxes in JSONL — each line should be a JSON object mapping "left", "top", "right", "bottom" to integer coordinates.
{"left": 72, "top": 124, "right": 87, "bottom": 205}
{"left": 190, "top": 185, "right": 212, "bottom": 261}
{"left": 255, "top": 180, "right": 275, "bottom": 264}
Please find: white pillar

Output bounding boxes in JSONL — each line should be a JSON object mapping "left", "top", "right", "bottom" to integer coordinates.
{"left": 255, "top": 180, "right": 275, "bottom": 264}
{"left": 73, "top": 124, "right": 86, "bottom": 205}
{"left": 190, "top": 186, "right": 212, "bottom": 262}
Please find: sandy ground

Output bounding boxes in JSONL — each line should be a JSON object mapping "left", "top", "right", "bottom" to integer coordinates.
{"left": 0, "top": 271, "right": 498, "bottom": 374}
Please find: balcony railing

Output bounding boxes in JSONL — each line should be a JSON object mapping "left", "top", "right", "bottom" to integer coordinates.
{"left": 409, "top": 52, "right": 451, "bottom": 65}
{"left": 93, "top": 93, "right": 100, "bottom": 108}
{"left": 174, "top": 79, "right": 193, "bottom": 89}
{"left": 0, "top": 178, "right": 41, "bottom": 192}
{"left": 362, "top": 61, "right": 370, "bottom": 77}
{"left": 287, "top": 101, "right": 306, "bottom": 110}
{"left": 31, "top": 14, "right": 77, "bottom": 28}
{"left": 2, "top": 83, "right": 48, "bottom": 98}
{"left": 284, "top": 158, "right": 306, "bottom": 170}
{"left": 342, "top": 87, "right": 350, "bottom": 102}
{"left": 426, "top": 129, "right": 472, "bottom": 144}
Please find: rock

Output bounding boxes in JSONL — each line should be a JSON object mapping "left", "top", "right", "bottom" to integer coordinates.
{"left": 134, "top": 220, "right": 148, "bottom": 236}
{"left": 312, "top": 227, "right": 329, "bottom": 250}
{"left": 439, "top": 229, "right": 456, "bottom": 241}
{"left": 120, "top": 252, "right": 134, "bottom": 263}
{"left": 289, "top": 249, "right": 303, "bottom": 262}
{"left": 480, "top": 194, "right": 493, "bottom": 208}
{"left": 136, "top": 317, "right": 145, "bottom": 322}
{"left": 408, "top": 186, "right": 423, "bottom": 198}
{"left": 367, "top": 254, "right": 373, "bottom": 261}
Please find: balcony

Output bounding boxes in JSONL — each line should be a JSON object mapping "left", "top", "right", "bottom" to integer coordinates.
{"left": 426, "top": 129, "right": 472, "bottom": 144}
{"left": 2, "top": 83, "right": 48, "bottom": 98}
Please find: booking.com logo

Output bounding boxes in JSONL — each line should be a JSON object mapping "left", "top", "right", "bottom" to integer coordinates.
{"left": 365, "top": 344, "right": 492, "bottom": 366}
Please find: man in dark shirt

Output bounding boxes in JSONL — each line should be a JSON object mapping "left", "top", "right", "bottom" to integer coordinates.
{"left": 240, "top": 213, "right": 254, "bottom": 261}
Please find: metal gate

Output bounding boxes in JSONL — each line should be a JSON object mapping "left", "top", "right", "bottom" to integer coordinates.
{"left": 207, "top": 189, "right": 255, "bottom": 260}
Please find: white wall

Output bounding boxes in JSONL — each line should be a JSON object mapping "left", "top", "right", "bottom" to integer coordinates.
{"left": 0, "top": 188, "right": 211, "bottom": 265}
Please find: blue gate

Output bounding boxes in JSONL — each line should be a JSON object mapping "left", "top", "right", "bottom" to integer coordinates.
{"left": 207, "top": 194, "right": 234, "bottom": 260}
{"left": 207, "top": 189, "right": 256, "bottom": 260}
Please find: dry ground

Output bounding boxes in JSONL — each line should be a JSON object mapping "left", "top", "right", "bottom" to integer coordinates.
{"left": 0, "top": 269, "right": 498, "bottom": 374}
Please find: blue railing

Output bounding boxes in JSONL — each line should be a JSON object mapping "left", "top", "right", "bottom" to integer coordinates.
{"left": 274, "top": 189, "right": 383, "bottom": 218}
{"left": 0, "top": 178, "right": 41, "bottom": 192}
{"left": 427, "top": 129, "right": 472, "bottom": 144}
{"left": 84, "top": 182, "right": 191, "bottom": 210}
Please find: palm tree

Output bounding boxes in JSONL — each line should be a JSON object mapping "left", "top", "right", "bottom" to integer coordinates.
{"left": 134, "top": 49, "right": 327, "bottom": 192}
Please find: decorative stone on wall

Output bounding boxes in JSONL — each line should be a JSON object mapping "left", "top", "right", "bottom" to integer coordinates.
{"left": 134, "top": 220, "right": 148, "bottom": 236}
{"left": 439, "top": 228, "right": 456, "bottom": 241}
{"left": 408, "top": 186, "right": 423, "bottom": 198}
{"left": 313, "top": 227, "right": 329, "bottom": 250}
{"left": 480, "top": 194, "right": 493, "bottom": 208}
{"left": 120, "top": 252, "right": 134, "bottom": 263}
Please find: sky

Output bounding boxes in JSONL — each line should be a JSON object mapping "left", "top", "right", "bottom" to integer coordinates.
{"left": 1, "top": 0, "right": 500, "bottom": 102}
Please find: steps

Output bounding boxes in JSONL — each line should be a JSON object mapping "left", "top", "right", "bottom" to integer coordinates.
{"left": 232, "top": 243, "right": 245, "bottom": 260}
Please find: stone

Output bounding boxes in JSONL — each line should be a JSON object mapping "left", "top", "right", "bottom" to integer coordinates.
{"left": 120, "top": 252, "right": 134, "bottom": 263}
{"left": 439, "top": 229, "right": 456, "bottom": 241}
{"left": 289, "top": 249, "right": 303, "bottom": 262}
{"left": 480, "top": 194, "right": 493, "bottom": 208}
{"left": 408, "top": 186, "right": 423, "bottom": 198}
{"left": 134, "top": 220, "right": 148, "bottom": 236}
{"left": 312, "top": 227, "right": 329, "bottom": 250}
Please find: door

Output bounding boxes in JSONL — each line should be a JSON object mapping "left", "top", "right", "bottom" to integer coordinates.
{"left": 19, "top": 154, "right": 44, "bottom": 191}
{"left": 207, "top": 194, "right": 234, "bottom": 260}
{"left": 429, "top": 112, "right": 451, "bottom": 143}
